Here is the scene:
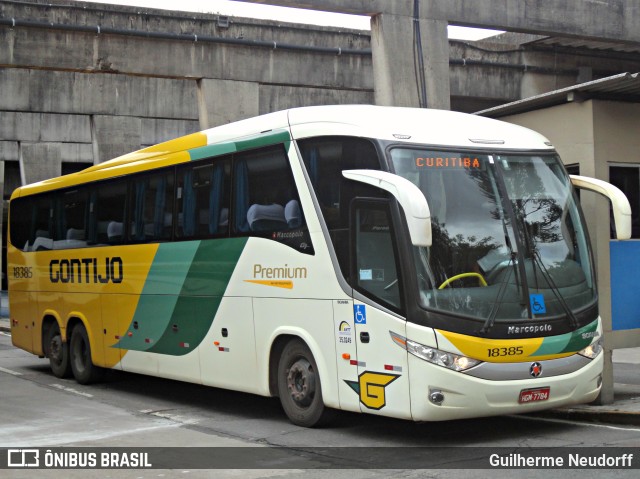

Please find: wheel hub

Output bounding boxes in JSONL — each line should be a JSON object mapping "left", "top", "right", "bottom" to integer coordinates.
{"left": 286, "top": 358, "right": 316, "bottom": 406}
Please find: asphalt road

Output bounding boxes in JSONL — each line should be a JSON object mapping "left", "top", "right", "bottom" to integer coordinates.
{"left": 1, "top": 331, "right": 639, "bottom": 478}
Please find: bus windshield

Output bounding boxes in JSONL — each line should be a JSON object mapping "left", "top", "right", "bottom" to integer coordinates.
{"left": 390, "top": 148, "right": 595, "bottom": 323}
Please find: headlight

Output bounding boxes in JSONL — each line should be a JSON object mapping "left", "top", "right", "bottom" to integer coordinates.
{"left": 390, "top": 331, "right": 481, "bottom": 372}
{"left": 578, "top": 336, "right": 603, "bottom": 359}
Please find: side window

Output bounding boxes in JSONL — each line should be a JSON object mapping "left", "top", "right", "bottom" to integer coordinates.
{"left": 298, "top": 137, "right": 384, "bottom": 274}
{"left": 93, "top": 181, "right": 128, "bottom": 245}
{"left": 11, "top": 191, "right": 85, "bottom": 252}
{"left": 8, "top": 197, "right": 31, "bottom": 251}
{"left": 129, "top": 170, "right": 174, "bottom": 243}
{"left": 59, "top": 189, "right": 88, "bottom": 249}
{"left": 9, "top": 196, "right": 50, "bottom": 251}
{"left": 176, "top": 159, "right": 230, "bottom": 239}
{"left": 233, "top": 146, "right": 313, "bottom": 254}
{"left": 352, "top": 200, "right": 403, "bottom": 312}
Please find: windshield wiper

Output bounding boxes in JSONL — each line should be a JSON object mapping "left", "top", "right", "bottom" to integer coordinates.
{"left": 478, "top": 162, "right": 527, "bottom": 334}
{"left": 478, "top": 250, "right": 516, "bottom": 335}
{"left": 479, "top": 183, "right": 520, "bottom": 335}
{"left": 517, "top": 214, "right": 579, "bottom": 329}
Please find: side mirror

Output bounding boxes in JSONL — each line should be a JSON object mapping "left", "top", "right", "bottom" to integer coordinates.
{"left": 570, "top": 175, "right": 632, "bottom": 240}
{"left": 342, "top": 169, "right": 432, "bottom": 246}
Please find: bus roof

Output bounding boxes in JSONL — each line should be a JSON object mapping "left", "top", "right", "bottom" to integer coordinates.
{"left": 286, "top": 105, "right": 553, "bottom": 150}
{"left": 11, "top": 105, "right": 553, "bottom": 199}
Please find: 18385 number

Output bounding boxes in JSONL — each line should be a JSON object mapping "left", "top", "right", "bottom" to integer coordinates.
{"left": 13, "top": 266, "right": 33, "bottom": 279}
{"left": 487, "top": 346, "right": 523, "bottom": 358}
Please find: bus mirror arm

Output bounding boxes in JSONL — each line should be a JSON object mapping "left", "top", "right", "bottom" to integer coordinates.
{"left": 342, "top": 169, "right": 432, "bottom": 247}
{"left": 570, "top": 175, "right": 632, "bottom": 240}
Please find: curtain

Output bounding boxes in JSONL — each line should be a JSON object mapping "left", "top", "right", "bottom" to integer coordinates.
{"left": 182, "top": 169, "right": 196, "bottom": 236}
{"left": 234, "top": 159, "right": 249, "bottom": 232}
{"left": 210, "top": 164, "right": 224, "bottom": 234}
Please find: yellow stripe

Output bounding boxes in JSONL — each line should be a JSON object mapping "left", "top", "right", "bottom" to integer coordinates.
{"left": 13, "top": 132, "right": 206, "bottom": 197}
{"left": 438, "top": 329, "right": 571, "bottom": 363}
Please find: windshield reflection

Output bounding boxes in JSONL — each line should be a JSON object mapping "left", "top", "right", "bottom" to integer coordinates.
{"left": 390, "top": 149, "right": 595, "bottom": 323}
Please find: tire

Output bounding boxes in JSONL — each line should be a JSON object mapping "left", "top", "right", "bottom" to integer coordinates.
{"left": 69, "top": 323, "right": 104, "bottom": 385}
{"left": 277, "top": 339, "right": 334, "bottom": 427}
{"left": 45, "top": 322, "right": 72, "bottom": 379}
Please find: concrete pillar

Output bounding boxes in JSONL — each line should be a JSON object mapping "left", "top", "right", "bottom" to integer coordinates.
{"left": 197, "top": 79, "right": 259, "bottom": 130}
{"left": 371, "top": 13, "right": 450, "bottom": 109}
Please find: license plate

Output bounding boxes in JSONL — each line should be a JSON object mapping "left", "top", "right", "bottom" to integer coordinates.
{"left": 519, "top": 387, "right": 550, "bottom": 404}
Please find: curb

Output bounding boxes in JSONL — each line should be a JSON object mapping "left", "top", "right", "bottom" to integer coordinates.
{"left": 532, "top": 407, "right": 640, "bottom": 427}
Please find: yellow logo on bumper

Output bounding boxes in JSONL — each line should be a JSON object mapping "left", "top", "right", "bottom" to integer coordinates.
{"left": 345, "top": 371, "right": 400, "bottom": 410}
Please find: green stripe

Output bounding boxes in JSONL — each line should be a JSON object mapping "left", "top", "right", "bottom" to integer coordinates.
{"left": 148, "top": 237, "right": 247, "bottom": 355}
{"left": 116, "top": 237, "right": 248, "bottom": 356}
{"left": 235, "top": 130, "right": 291, "bottom": 151}
{"left": 188, "top": 129, "right": 291, "bottom": 161}
{"left": 189, "top": 142, "right": 236, "bottom": 161}
{"left": 531, "top": 319, "right": 599, "bottom": 357}
{"left": 115, "top": 242, "right": 200, "bottom": 351}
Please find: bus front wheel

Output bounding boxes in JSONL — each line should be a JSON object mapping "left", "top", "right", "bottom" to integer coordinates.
{"left": 277, "top": 339, "right": 333, "bottom": 427}
{"left": 69, "top": 324, "right": 104, "bottom": 385}
{"left": 45, "top": 322, "right": 72, "bottom": 379}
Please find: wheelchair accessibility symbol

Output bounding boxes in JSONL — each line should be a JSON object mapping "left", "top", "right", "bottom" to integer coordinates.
{"left": 530, "top": 294, "right": 546, "bottom": 314}
{"left": 354, "top": 304, "right": 367, "bottom": 324}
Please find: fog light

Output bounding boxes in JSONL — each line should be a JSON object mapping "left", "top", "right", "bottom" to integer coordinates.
{"left": 429, "top": 389, "right": 445, "bottom": 406}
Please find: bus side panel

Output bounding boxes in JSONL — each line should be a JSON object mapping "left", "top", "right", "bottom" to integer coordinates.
{"left": 101, "top": 293, "right": 139, "bottom": 369}
{"left": 7, "top": 245, "right": 39, "bottom": 354}
{"left": 115, "top": 293, "right": 164, "bottom": 376}
{"left": 254, "top": 298, "right": 338, "bottom": 408}
{"left": 8, "top": 291, "right": 36, "bottom": 354}
{"left": 155, "top": 296, "right": 207, "bottom": 383}
{"left": 200, "top": 297, "right": 258, "bottom": 393}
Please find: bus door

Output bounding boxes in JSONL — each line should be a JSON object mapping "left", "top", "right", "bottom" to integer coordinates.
{"left": 349, "top": 199, "right": 411, "bottom": 419}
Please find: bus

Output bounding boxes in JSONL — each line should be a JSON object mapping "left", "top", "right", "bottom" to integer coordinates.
{"left": 7, "top": 105, "right": 631, "bottom": 427}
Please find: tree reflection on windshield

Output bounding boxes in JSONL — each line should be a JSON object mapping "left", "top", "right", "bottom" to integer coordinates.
{"left": 391, "top": 149, "right": 595, "bottom": 322}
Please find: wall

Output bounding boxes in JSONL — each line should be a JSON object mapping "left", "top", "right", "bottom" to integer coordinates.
{"left": 3, "top": 0, "right": 639, "bottom": 179}
{"left": 0, "top": 0, "right": 374, "bottom": 180}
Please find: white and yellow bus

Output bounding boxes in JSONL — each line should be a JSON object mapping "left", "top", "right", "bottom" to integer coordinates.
{"left": 7, "top": 105, "right": 631, "bottom": 426}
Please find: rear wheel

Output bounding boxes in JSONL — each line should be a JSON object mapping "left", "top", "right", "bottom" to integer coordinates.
{"left": 45, "top": 322, "right": 71, "bottom": 378}
{"left": 277, "top": 339, "right": 333, "bottom": 427}
{"left": 69, "top": 324, "right": 104, "bottom": 384}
